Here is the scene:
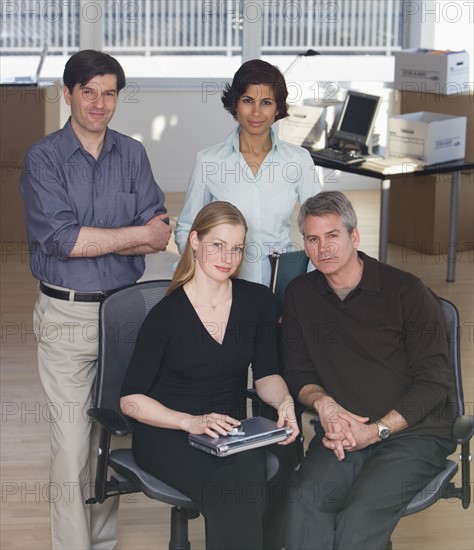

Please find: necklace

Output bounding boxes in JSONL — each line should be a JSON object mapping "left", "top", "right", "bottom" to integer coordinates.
{"left": 184, "top": 281, "right": 232, "bottom": 312}
{"left": 208, "top": 299, "right": 227, "bottom": 311}
{"left": 199, "top": 295, "right": 231, "bottom": 312}
{"left": 196, "top": 298, "right": 228, "bottom": 312}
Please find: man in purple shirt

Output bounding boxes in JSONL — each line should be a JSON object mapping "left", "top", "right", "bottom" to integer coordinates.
{"left": 20, "top": 50, "right": 171, "bottom": 549}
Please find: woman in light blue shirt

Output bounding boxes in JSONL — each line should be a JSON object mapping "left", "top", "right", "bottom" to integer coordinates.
{"left": 175, "top": 59, "right": 321, "bottom": 285}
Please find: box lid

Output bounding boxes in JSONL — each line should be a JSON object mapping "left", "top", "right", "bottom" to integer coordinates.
{"left": 391, "top": 111, "right": 467, "bottom": 123}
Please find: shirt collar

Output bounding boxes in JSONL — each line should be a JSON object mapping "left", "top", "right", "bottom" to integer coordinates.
{"left": 224, "top": 125, "right": 279, "bottom": 157}
{"left": 62, "top": 117, "right": 118, "bottom": 161}
{"left": 312, "top": 251, "right": 382, "bottom": 296}
{"left": 61, "top": 118, "right": 83, "bottom": 160}
{"left": 356, "top": 252, "right": 382, "bottom": 292}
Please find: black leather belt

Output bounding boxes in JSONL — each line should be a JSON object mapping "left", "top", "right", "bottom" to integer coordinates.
{"left": 40, "top": 282, "right": 114, "bottom": 303}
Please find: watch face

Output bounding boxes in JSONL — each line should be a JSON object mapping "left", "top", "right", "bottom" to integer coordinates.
{"left": 376, "top": 421, "right": 390, "bottom": 440}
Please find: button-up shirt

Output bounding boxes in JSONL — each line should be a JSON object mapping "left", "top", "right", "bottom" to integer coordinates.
{"left": 20, "top": 119, "right": 166, "bottom": 291}
{"left": 175, "top": 126, "right": 321, "bottom": 284}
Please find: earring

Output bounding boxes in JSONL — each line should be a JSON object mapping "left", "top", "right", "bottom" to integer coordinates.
{"left": 193, "top": 249, "right": 197, "bottom": 261}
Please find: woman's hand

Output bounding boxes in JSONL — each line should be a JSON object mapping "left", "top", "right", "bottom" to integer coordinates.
{"left": 276, "top": 396, "right": 300, "bottom": 445}
{"left": 182, "top": 413, "right": 241, "bottom": 438}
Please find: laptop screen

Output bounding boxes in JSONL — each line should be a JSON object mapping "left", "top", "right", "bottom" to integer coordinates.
{"left": 332, "top": 91, "right": 381, "bottom": 147}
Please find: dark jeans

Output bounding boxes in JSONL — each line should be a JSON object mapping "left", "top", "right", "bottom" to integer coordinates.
{"left": 285, "top": 428, "right": 454, "bottom": 550}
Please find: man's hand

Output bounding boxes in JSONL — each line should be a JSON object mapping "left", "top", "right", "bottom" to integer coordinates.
{"left": 315, "top": 396, "right": 369, "bottom": 461}
{"left": 323, "top": 412, "right": 378, "bottom": 455}
{"left": 146, "top": 213, "right": 172, "bottom": 251}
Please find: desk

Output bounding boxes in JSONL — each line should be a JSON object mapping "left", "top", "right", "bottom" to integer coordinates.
{"left": 311, "top": 157, "right": 474, "bottom": 282}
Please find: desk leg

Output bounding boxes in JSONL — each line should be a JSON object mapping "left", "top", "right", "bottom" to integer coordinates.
{"left": 446, "top": 171, "right": 460, "bottom": 283}
{"left": 378, "top": 178, "right": 391, "bottom": 263}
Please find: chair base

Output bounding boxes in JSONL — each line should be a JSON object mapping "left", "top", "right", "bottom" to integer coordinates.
{"left": 170, "top": 506, "right": 200, "bottom": 550}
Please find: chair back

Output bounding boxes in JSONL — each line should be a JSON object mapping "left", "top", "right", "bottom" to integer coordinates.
{"left": 95, "top": 280, "right": 171, "bottom": 412}
{"left": 269, "top": 250, "right": 309, "bottom": 317}
{"left": 439, "top": 297, "right": 464, "bottom": 419}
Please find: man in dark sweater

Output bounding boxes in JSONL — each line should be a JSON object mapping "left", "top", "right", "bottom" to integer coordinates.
{"left": 283, "top": 191, "right": 455, "bottom": 550}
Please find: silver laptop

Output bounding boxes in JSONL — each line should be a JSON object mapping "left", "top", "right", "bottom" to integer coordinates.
{"left": 189, "top": 416, "right": 293, "bottom": 457}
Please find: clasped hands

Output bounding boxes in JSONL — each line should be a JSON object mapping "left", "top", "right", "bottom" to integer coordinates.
{"left": 316, "top": 396, "right": 379, "bottom": 461}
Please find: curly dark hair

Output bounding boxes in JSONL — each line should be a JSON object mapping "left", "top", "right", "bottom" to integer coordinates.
{"left": 222, "top": 59, "right": 288, "bottom": 121}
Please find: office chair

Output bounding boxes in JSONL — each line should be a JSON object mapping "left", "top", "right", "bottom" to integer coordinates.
{"left": 87, "top": 279, "right": 287, "bottom": 550}
{"left": 386, "top": 297, "right": 473, "bottom": 549}
{"left": 269, "top": 250, "right": 309, "bottom": 319}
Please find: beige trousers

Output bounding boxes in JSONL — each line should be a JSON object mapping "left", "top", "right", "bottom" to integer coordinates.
{"left": 34, "top": 291, "right": 119, "bottom": 549}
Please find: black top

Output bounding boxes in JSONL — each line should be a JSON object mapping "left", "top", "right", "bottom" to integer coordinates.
{"left": 122, "top": 278, "right": 279, "bottom": 417}
{"left": 283, "top": 252, "right": 454, "bottom": 440}
{"left": 120, "top": 279, "right": 280, "bottom": 502}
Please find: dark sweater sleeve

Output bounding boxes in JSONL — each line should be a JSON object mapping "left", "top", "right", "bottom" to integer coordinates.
{"left": 393, "top": 280, "right": 453, "bottom": 427}
{"left": 250, "top": 284, "right": 281, "bottom": 381}
{"left": 121, "top": 299, "right": 170, "bottom": 397}
{"left": 281, "top": 280, "right": 322, "bottom": 399}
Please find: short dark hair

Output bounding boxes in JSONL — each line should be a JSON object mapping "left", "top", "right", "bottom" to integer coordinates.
{"left": 298, "top": 191, "right": 358, "bottom": 235}
{"left": 63, "top": 50, "right": 126, "bottom": 93}
{"left": 222, "top": 59, "right": 288, "bottom": 121}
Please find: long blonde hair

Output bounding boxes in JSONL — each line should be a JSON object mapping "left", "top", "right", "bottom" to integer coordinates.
{"left": 167, "top": 201, "right": 248, "bottom": 295}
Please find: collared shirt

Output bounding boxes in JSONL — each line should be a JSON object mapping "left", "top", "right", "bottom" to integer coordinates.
{"left": 175, "top": 125, "right": 321, "bottom": 284}
{"left": 20, "top": 119, "right": 166, "bottom": 291}
{"left": 283, "top": 252, "right": 454, "bottom": 440}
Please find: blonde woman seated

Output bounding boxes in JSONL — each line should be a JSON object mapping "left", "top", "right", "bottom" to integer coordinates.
{"left": 120, "top": 201, "right": 299, "bottom": 550}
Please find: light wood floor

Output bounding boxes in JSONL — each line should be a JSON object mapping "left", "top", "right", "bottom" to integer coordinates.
{"left": 1, "top": 191, "right": 473, "bottom": 550}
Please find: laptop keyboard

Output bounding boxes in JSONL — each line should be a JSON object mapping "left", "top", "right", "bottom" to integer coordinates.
{"left": 311, "top": 148, "right": 365, "bottom": 166}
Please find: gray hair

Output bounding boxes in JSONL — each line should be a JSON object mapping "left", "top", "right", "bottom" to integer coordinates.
{"left": 297, "top": 191, "right": 358, "bottom": 235}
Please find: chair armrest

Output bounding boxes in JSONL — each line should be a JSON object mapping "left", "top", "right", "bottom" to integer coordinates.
{"left": 452, "top": 415, "right": 474, "bottom": 444}
{"left": 88, "top": 407, "right": 130, "bottom": 437}
{"left": 245, "top": 388, "right": 266, "bottom": 406}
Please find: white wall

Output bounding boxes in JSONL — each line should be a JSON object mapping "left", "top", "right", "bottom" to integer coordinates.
{"left": 109, "top": 82, "right": 236, "bottom": 193}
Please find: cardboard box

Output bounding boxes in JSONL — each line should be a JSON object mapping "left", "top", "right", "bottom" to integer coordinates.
{"left": 0, "top": 85, "right": 61, "bottom": 243}
{"left": 279, "top": 103, "right": 343, "bottom": 150}
{"left": 388, "top": 92, "right": 473, "bottom": 253}
{"left": 279, "top": 105, "right": 326, "bottom": 149}
{"left": 394, "top": 49, "right": 470, "bottom": 95}
{"left": 395, "top": 89, "right": 474, "bottom": 161}
{"left": 388, "top": 175, "right": 473, "bottom": 254}
{"left": 387, "top": 111, "right": 467, "bottom": 165}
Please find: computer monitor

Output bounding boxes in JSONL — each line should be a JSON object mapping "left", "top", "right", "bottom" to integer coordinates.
{"left": 331, "top": 90, "right": 381, "bottom": 151}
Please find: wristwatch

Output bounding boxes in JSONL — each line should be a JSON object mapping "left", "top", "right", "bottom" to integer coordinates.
{"left": 375, "top": 420, "right": 390, "bottom": 441}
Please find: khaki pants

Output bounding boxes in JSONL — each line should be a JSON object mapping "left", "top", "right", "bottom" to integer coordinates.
{"left": 34, "top": 291, "right": 119, "bottom": 549}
